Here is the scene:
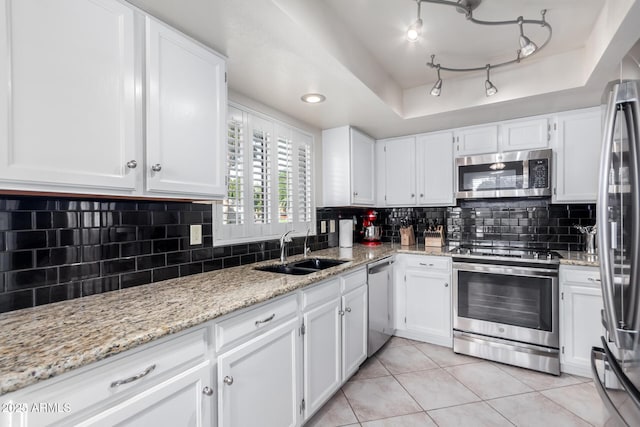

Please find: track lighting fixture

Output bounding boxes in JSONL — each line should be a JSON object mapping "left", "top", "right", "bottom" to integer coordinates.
{"left": 484, "top": 65, "right": 498, "bottom": 97}
{"left": 411, "top": 0, "right": 551, "bottom": 97}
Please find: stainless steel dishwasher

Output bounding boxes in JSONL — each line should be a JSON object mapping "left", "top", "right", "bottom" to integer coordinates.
{"left": 367, "top": 257, "right": 394, "bottom": 356}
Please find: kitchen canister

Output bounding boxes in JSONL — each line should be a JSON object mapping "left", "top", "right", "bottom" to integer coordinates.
{"left": 339, "top": 219, "right": 353, "bottom": 248}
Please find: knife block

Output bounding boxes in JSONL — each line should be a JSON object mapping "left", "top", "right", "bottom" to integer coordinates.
{"left": 424, "top": 226, "right": 444, "bottom": 247}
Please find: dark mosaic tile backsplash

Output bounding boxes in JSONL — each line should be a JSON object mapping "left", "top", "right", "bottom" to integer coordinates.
{"left": 0, "top": 196, "right": 329, "bottom": 314}
{"left": 1, "top": 197, "right": 595, "bottom": 314}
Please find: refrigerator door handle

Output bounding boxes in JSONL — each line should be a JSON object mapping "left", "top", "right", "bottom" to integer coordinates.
{"left": 625, "top": 101, "right": 640, "bottom": 331}
{"left": 598, "top": 86, "right": 621, "bottom": 345}
{"left": 591, "top": 346, "right": 630, "bottom": 427}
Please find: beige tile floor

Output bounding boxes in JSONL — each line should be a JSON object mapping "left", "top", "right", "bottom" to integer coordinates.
{"left": 305, "top": 337, "right": 618, "bottom": 427}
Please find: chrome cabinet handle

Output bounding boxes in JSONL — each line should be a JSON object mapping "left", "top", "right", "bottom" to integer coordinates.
{"left": 223, "top": 376, "right": 234, "bottom": 386}
{"left": 202, "top": 386, "right": 214, "bottom": 396}
{"left": 110, "top": 364, "right": 156, "bottom": 388}
{"left": 338, "top": 310, "right": 345, "bottom": 316}
{"left": 588, "top": 277, "right": 601, "bottom": 282}
{"left": 126, "top": 160, "right": 137, "bottom": 169}
{"left": 345, "top": 307, "right": 352, "bottom": 313}
{"left": 353, "top": 191, "right": 358, "bottom": 196}
{"left": 419, "top": 262, "right": 434, "bottom": 267}
{"left": 444, "top": 282, "right": 449, "bottom": 287}
{"left": 420, "top": 193, "right": 424, "bottom": 198}
{"left": 151, "top": 164, "right": 162, "bottom": 172}
{"left": 411, "top": 193, "right": 415, "bottom": 198}
{"left": 255, "top": 313, "right": 275, "bottom": 327}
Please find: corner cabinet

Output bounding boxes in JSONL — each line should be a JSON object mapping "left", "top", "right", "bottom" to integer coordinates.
{"left": 0, "top": 0, "right": 227, "bottom": 199}
{"left": 322, "top": 126, "right": 375, "bottom": 206}
{"left": 559, "top": 265, "right": 604, "bottom": 377}
{"left": 145, "top": 17, "right": 227, "bottom": 198}
{"left": 552, "top": 107, "right": 602, "bottom": 203}
{"left": 394, "top": 255, "right": 452, "bottom": 347}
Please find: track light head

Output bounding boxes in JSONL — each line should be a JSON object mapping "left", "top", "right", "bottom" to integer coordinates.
{"left": 430, "top": 65, "right": 442, "bottom": 96}
{"left": 485, "top": 65, "right": 498, "bottom": 96}
{"left": 518, "top": 16, "right": 538, "bottom": 57}
{"left": 407, "top": 18, "right": 423, "bottom": 42}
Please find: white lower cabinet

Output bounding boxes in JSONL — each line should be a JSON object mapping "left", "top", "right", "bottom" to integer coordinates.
{"left": 395, "top": 255, "right": 452, "bottom": 347}
{"left": 301, "top": 269, "right": 368, "bottom": 422}
{"left": 342, "top": 284, "right": 368, "bottom": 380}
{"left": 2, "top": 328, "right": 213, "bottom": 427}
{"left": 78, "top": 361, "right": 212, "bottom": 426}
{"left": 217, "top": 317, "right": 301, "bottom": 427}
{"left": 559, "top": 265, "right": 604, "bottom": 377}
{"left": 302, "top": 279, "right": 342, "bottom": 420}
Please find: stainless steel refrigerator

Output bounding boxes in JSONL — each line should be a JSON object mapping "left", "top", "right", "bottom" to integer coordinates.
{"left": 592, "top": 73, "right": 640, "bottom": 425}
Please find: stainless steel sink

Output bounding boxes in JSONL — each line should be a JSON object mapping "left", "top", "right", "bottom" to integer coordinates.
{"left": 255, "top": 258, "right": 347, "bottom": 275}
{"left": 255, "top": 264, "right": 317, "bottom": 275}
{"left": 291, "top": 258, "right": 347, "bottom": 270}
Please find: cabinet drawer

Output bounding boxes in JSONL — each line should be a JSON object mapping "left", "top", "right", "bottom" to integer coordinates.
{"left": 215, "top": 294, "right": 298, "bottom": 351}
{"left": 402, "top": 255, "right": 451, "bottom": 272}
{"left": 560, "top": 266, "right": 600, "bottom": 287}
{"left": 301, "top": 278, "right": 340, "bottom": 311}
{"left": 8, "top": 328, "right": 208, "bottom": 426}
{"left": 341, "top": 267, "right": 367, "bottom": 294}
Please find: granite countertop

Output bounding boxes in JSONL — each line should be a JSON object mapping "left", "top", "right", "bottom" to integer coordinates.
{"left": 0, "top": 242, "right": 598, "bottom": 395}
{"left": 556, "top": 251, "right": 599, "bottom": 267}
{"left": 0, "top": 244, "right": 397, "bottom": 395}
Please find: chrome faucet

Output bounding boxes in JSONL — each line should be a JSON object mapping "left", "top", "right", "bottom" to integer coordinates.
{"left": 280, "top": 230, "right": 295, "bottom": 264}
{"left": 304, "top": 228, "right": 311, "bottom": 258}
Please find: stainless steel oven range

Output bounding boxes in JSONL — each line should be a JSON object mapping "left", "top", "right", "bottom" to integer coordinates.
{"left": 451, "top": 246, "right": 561, "bottom": 375}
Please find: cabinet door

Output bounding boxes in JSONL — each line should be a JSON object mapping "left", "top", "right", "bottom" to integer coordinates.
{"left": 218, "top": 317, "right": 301, "bottom": 427}
{"left": 145, "top": 17, "right": 226, "bottom": 198}
{"left": 303, "top": 297, "right": 342, "bottom": 420}
{"left": 383, "top": 137, "right": 416, "bottom": 206}
{"left": 416, "top": 132, "right": 454, "bottom": 206}
{"left": 553, "top": 108, "right": 602, "bottom": 203}
{"left": 342, "top": 285, "right": 368, "bottom": 379}
{"left": 0, "top": 0, "right": 138, "bottom": 192}
{"left": 78, "top": 362, "right": 213, "bottom": 427}
{"left": 350, "top": 128, "right": 375, "bottom": 205}
{"left": 561, "top": 284, "right": 603, "bottom": 377}
{"left": 404, "top": 269, "right": 451, "bottom": 344}
{"left": 454, "top": 125, "right": 498, "bottom": 156}
{"left": 500, "top": 118, "right": 549, "bottom": 152}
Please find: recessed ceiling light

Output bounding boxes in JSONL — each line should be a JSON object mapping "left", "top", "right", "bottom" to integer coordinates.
{"left": 301, "top": 93, "right": 326, "bottom": 104}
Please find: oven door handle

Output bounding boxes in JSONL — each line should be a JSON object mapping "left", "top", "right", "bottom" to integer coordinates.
{"left": 453, "top": 262, "right": 558, "bottom": 277}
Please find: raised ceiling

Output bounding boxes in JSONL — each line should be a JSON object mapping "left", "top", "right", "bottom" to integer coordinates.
{"left": 127, "top": 0, "right": 640, "bottom": 138}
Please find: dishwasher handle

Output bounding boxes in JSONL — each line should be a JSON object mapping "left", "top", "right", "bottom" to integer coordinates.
{"left": 368, "top": 258, "right": 393, "bottom": 275}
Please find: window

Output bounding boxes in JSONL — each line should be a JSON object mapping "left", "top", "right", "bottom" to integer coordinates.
{"left": 214, "top": 104, "right": 314, "bottom": 245}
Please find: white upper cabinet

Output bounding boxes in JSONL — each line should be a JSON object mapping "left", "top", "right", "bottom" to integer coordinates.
{"left": 0, "top": 0, "right": 227, "bottom": 199}
{"left": 500, "top": 118, "right": 550, "bottom": 152}
{"left": 416, "top": 131, "right": 454, "bottom": 206}
{"left": 0, "top": 0, "right": 139, "bottom": 192}
{"left": 454, "top": 116, "right": 550, "bottom": 156}
{"left": 382, "top": 137, "right": 416, "bottom": 206}
{"left": 453, "top": 125, "right": 498, "bottom": 156}
{"left": 552, "top": 107, "right": 602, "bottom": 203}
{"left": 378, "top": 131, "right": 454, "bottom": 207}
{"left": 145, "top": 17, "right": 227, "bottom": 198}
{"left": 322, "top": 126, "right": 375, "bottom": 206}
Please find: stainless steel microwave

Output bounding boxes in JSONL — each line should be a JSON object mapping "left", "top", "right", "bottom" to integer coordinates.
{"left": 455, "top": 149, "right": 552, "bottom": 199}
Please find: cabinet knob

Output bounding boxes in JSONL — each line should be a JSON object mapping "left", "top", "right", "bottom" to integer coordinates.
{"left": 345, "top": 307, "right": 352, "bottom": 313}
{"left": 126, "top": 160, "right": 137, "bottom": 169}
{"left": 223, "top": 375, "right": 234, "bottom": 386}
{"left": 411, "top": 193, "right": 415, "bottom": 198}
{"left": 353, "top": 191, "right": 358, "bottom": 196}
{"left": 151, "top": 164, "right": 162, "bottom": 172}
{"left": 338, "top": 310, "right": 345, "bottom": 316}
{"left": 420, "top": 193, "right": 424, "bottom": 198}
{"left": 202, "top": 386, "right": 214, "bottom": 396}
{"left": 444, "top": 282, "right": 449, "bottom": 287}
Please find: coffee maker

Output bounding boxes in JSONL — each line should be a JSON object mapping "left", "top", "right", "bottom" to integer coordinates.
{"left": 359, "top": 209, "right": 382, "bottom": 246}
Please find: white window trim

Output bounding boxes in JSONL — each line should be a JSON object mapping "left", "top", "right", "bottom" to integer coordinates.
{"left": 213, "top": 102, "right": 316, "bottom": 246}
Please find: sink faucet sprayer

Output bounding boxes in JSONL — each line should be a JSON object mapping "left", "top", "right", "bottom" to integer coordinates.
{"left": 304, "top": 228, "right": 311, "bottom": 258}
{"left": 280, "top": 230, "right": 295, "bottom": 264}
